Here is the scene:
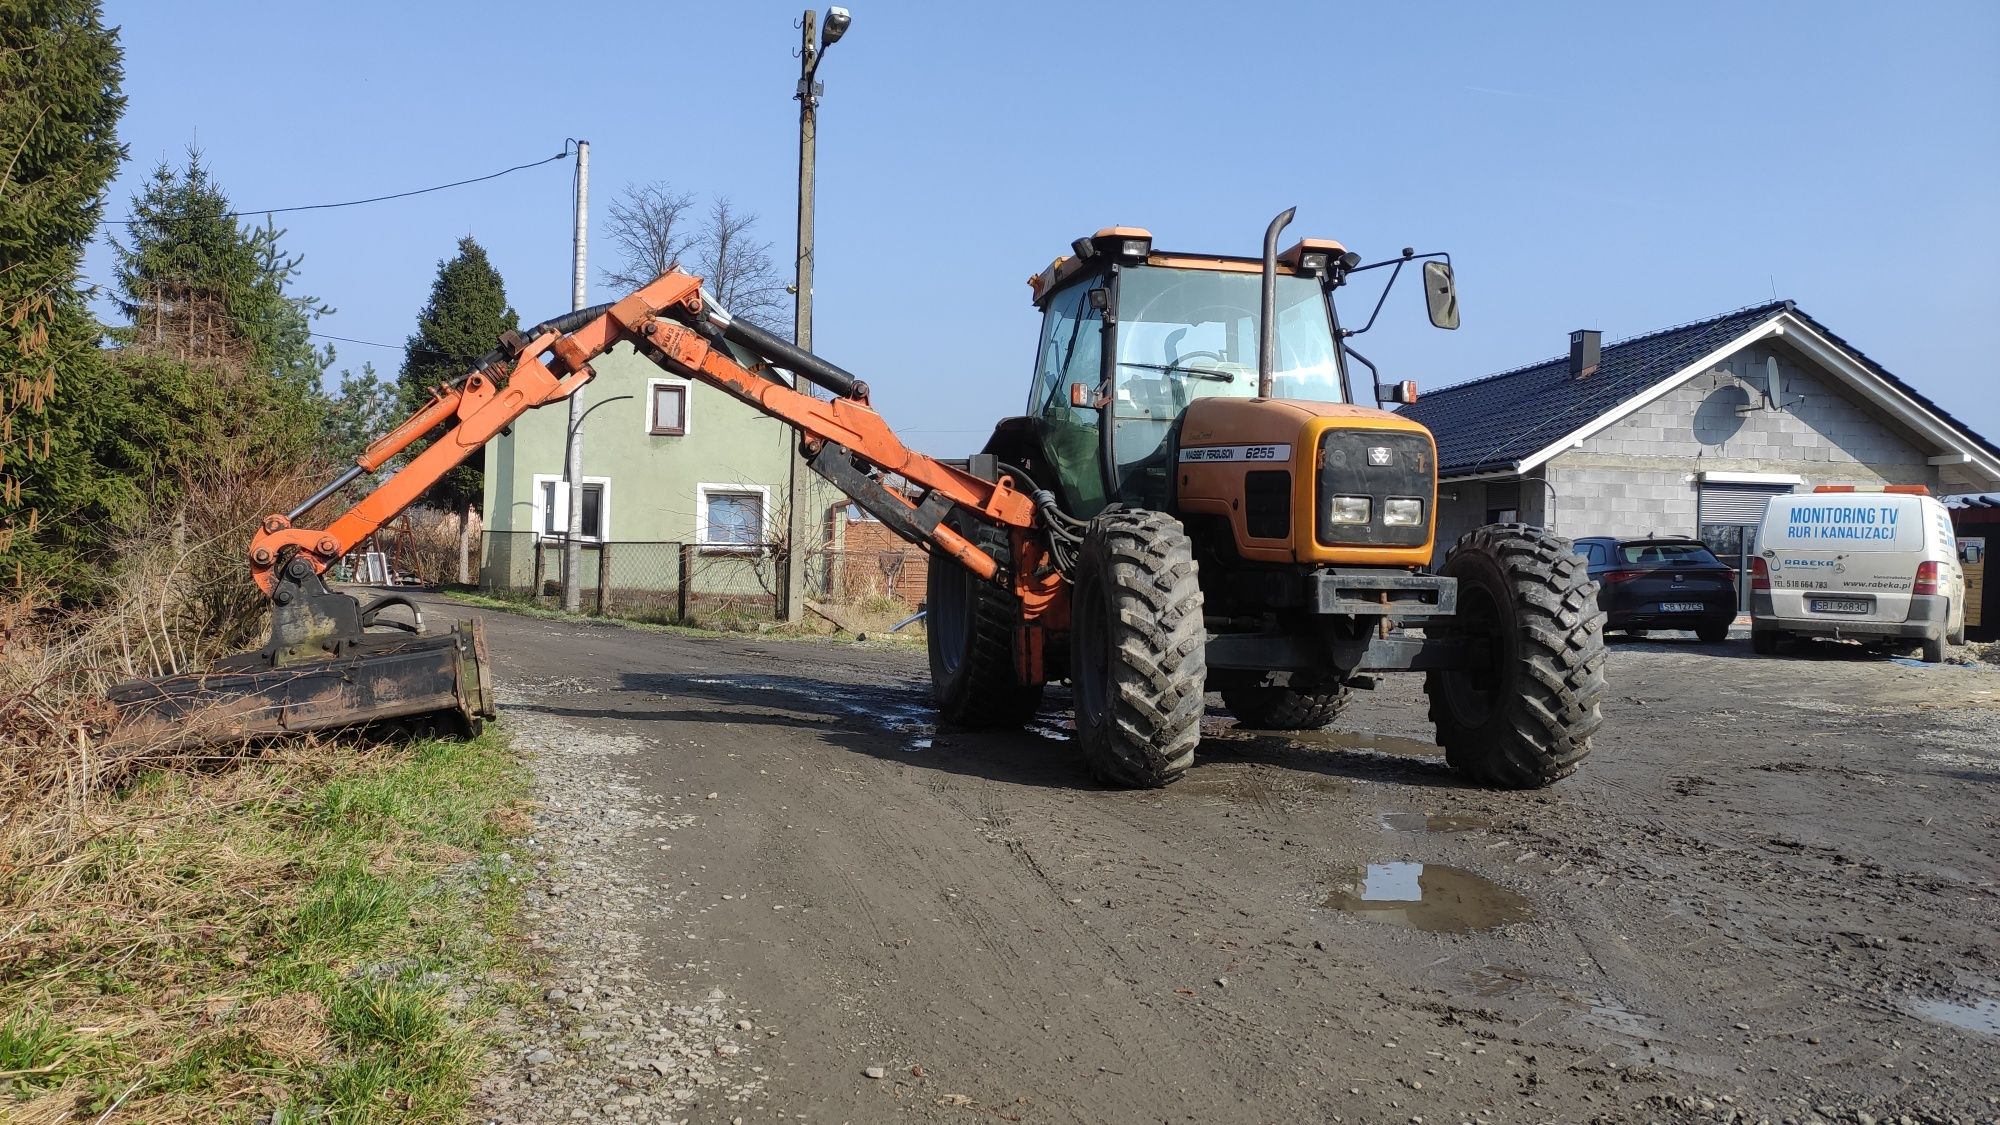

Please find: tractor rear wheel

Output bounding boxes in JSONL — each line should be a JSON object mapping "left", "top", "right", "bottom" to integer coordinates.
{"left": 1222, "top": 676, "right": 1352, "bottom": 731}
{"left": 927, "top": 515, "right": 1042, "bottom": 728}
{"left": 1071, "top": 509, "right": 1205, "bottom": 788}
{"left": 1424, "top": 525, "right": 1607, "bottom": 789}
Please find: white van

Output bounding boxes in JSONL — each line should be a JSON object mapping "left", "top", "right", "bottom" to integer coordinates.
{"left": 1751, "top": 487, "right": 1966, "bottom": 662}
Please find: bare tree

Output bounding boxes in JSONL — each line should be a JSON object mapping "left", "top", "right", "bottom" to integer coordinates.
{"left": 695, "top": 196, "right": 790, "bottom": 330}
{"left": 601, "top": 182, "right": 699, "bottom": 292}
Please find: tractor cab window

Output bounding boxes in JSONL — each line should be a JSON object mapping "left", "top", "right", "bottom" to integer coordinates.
{"left": 1029, "top": 282, "right": 1108, "bottom": 515}
{"left": 1110, "top": 266, "right": 1342, "bottom": 504}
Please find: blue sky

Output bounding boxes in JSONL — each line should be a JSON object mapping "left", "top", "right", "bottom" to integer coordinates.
{"left": 87, "top": 1, "right": 2000, "bottom": 456}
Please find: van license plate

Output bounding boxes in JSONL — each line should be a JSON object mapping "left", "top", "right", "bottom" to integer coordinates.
{"left": 1661, "top": 602, "right": 1704, "bottom": 613}
{"left": 1811, "top": 598, "right": 1871, "bottom": 614}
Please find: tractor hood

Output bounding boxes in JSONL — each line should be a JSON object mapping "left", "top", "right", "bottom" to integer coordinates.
{"left": 1175, "top": 397, "right": 1439, "bottom": 569}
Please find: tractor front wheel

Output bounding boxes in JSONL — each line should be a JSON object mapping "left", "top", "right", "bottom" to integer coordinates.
{"left": 1424, "top": 524, "right": 1607, "bottom": 789}
{"left": 1071, "top": 509, "right": 1205, "bottom": 788}
{"left": 927, "top": 515, "right": 1043, "bottom": 728}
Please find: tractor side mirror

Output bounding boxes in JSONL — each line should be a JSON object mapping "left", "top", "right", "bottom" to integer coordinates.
{"left": 1422, "top": 260, "right": 1459, "bottom": 330}
{"left": 1378, "top": 379, "right": 1420, "bottom": 405}
{"left": 1087, "top": 287, "right": 1110, "bottom": 311}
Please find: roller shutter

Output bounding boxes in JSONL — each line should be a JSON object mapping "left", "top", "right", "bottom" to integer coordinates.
{"left": 1698, "top": 481, "right": 1794, "bottom": 524}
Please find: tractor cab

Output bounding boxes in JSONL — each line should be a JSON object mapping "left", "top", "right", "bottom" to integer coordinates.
{"left": 1015, "top": 226, "right": 1451, "bottom": 516}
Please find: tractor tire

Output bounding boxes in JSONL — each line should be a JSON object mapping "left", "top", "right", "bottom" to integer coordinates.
{"left": 927, "top": 515, "right": 1042, "bottom": 728}
{"left": 1424, "top": 524, "right": 1607, "bottom": 789}
{"left": 1071, "top": 509, "right": 1205, "bottom": 788}
{"left": 1222, "top": 677, "right": 1352, "bottom": 731}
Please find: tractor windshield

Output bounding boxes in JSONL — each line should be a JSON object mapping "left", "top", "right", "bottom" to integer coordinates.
{"left": 1110, "top": 266, "right": 1342, "bottom": 502}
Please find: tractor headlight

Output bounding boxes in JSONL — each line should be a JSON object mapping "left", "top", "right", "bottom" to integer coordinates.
{"left": 1383, "top": 498, "right": 1424, "bottom": 526}
{"left": 1328, "top": 495, "right": 1371, "bottom": 525}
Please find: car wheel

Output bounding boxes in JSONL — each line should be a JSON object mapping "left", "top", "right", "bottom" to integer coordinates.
{"left": 1695, "top": 620, "right": 1730, "bottom": 644}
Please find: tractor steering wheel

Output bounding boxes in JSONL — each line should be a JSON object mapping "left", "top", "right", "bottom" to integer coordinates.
{"left": 1169, "top": 350, "right": 1227, "bottom": 374}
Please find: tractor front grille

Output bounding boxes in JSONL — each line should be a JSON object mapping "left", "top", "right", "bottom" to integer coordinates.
{"left": 1315, "top": 430, "right": 1434, "bottom": 548}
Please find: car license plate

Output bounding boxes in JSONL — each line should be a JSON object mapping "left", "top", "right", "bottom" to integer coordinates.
{"left": 1810, "top": 598, "right": 1871, "bottom": 614}
{"left": 1660, "top": 602, "right": 1704, "bottom": 613}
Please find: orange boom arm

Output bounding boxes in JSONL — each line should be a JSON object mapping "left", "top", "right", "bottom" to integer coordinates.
{"left": 250, "top": 272, "right": 1047, "bottom": 609}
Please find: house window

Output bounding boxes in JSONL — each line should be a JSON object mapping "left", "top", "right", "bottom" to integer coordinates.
{"left": 697, "top": 483, "right": 770, "bottom": 551}
{"left": 650, "top": 381, "right": 687, "bottom": 436}
{"left": 533, "top": 475, "right": 610, "bottom": 541}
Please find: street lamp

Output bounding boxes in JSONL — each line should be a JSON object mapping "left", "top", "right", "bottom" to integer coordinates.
{"left": 781, "top": 7, "right": 852, "bottom": 623}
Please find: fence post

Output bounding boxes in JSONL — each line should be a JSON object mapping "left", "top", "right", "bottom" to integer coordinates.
{"left": 532, "top": 538, "right": 546, "bottom": 601}
{"left": 596, "top": 543, "right": 612, "bottom": 616}
{"left": 677, "top": 543, "right": 694, "bottom": 624}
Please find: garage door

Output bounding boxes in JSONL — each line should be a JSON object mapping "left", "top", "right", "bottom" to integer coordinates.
{"left": 1698, "top": 481, "right": 1795, "bottom": 524}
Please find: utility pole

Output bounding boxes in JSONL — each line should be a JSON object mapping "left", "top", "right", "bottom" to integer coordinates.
{"left": 563, "top": 139, "right": 590, "bottom": 612}
{"left": 781, "top": 7, "right": 850, "bottom": 623}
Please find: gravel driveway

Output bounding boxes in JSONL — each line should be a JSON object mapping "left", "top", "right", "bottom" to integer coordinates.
{"left": 450, "top": 596, "right": 2000, "bottom": 1125}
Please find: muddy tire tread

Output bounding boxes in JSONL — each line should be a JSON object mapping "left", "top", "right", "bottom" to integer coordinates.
{"left": 928, "top": 516, "right": 1042, "bottom": 728}
{"left": 1222, "top": 681, "right": 1353, "bottom": 731}
{"left": 1425, "top": 524, "right": 1607, "bottom": 789}
{"left": 1074, "top": 510, "right": 1205, "bottom": 788}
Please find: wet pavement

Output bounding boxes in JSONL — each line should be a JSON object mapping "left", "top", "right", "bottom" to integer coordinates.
{"left": 443, "top": 598, "right": 2000, "bottom": 1124}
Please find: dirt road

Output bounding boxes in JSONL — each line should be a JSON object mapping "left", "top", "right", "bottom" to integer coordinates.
{"left": 454, "top": 597, "right": 2000, "bottom": 1125}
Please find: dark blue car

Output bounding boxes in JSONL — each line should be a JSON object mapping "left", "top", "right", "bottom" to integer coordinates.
{"left": 1572, "top": 535, "right": 1737, "bottom": 642}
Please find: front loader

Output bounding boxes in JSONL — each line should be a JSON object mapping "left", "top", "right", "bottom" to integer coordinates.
{"left": 112, "top": 210, "right": 1607, "bottom": 791}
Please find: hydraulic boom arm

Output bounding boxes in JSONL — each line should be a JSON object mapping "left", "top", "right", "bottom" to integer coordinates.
{"left": 254, "top": 271, "right": 1052, "bottom": 608}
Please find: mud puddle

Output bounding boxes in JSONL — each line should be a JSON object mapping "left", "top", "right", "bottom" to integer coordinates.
{"left": 1320, "top": 862, "right": 1531, "bottom": 933}
{"left": 1380, "top": 811, "right": 1494, "bottom": 833}
{"left": 1905, "top": 995, "right": 2000, "bottom": 1036}
{"left": 678, "top": 674, "right": 937, "bottom": 750}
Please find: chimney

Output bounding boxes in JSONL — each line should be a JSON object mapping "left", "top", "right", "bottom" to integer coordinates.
{"left": 1569, "top": 329, "right": 1601, "bottom": 379}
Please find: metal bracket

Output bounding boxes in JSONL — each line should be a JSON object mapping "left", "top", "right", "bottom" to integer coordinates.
{"left": 808, "top": 442, "right": 955, "bottom": 546}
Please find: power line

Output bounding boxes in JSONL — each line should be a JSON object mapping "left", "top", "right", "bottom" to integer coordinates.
{"left": 98, "top": 147, "right": 573, "bottom": 227}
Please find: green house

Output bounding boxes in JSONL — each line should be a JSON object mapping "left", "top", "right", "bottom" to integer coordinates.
{"left": 480, "top": 342, "right": 841, "bottom": 599}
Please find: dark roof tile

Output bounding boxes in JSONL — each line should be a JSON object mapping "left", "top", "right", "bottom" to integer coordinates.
{"left": 1398, "top": 302, "right": 1787, "bottom": 477}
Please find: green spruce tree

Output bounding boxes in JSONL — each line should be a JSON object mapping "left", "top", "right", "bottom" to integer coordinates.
{"left": 398, "top": 236, "right": 519, "bottom": 582}
{"left": 0, "top": 0, "right": 128, "bottom": 592}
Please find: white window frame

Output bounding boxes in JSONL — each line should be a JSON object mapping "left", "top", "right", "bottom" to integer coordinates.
{"left": 696, "top": 482, "right": 772, "bottom": 553}
{"left": 645, "top": 377, "right": 693, "bottom": 437}
{"left": 531, "top": 474, "right": 612, "bottom": 542}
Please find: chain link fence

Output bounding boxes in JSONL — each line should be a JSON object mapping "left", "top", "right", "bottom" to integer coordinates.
{"left": 480, "top": 531, "right": 925, "bottom": 630}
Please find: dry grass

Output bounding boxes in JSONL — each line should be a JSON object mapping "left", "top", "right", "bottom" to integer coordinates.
{"left": 1, "top": 493, "right": 531, "bottom": 1121}
{"left": 0, "top": 727, "right": 527, "bottom": 1122}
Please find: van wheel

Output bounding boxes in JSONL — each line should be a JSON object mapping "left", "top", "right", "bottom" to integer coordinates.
{"left": 1949, "top": 618, "right": 1966, "bottom": 646}
{"left": 1751, "top": 627, "right": 1781, "bottom": 655}
{"left": 1921, "top": 635, "right": 1946, "bottom": 664}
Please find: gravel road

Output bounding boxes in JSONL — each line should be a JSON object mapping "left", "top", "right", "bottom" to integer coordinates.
{"left": 449, "top": 596, "right": 2000, "bottom": 1125}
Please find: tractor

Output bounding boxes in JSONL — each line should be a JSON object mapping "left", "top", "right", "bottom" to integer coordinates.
{"left": 926, "top": 211, "right": 1607, "bottom": 788}
{"left": 110, "top": 210, "right": 1606, "bottom": 791}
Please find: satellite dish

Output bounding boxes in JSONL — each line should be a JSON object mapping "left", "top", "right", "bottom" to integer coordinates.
{"left": 1740, "top": 354, "right": 1805, "bottom": 414}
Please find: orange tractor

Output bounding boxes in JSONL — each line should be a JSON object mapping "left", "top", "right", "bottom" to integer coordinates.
{"left": 113, "top": 211, "right": 1607, "bottom": 789}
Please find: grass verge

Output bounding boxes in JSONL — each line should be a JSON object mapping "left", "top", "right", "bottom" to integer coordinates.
{"left": 0, "top": 728, "right": 531, "bottom": 1123}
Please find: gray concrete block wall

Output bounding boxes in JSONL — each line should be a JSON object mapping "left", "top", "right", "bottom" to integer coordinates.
{"left": 1570, "top": 342, "right": 1937, "bottom": 482}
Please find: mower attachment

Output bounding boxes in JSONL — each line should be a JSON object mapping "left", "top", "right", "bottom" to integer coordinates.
{"left": 106, "top": 565, "right": 495, "bottom": 748}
